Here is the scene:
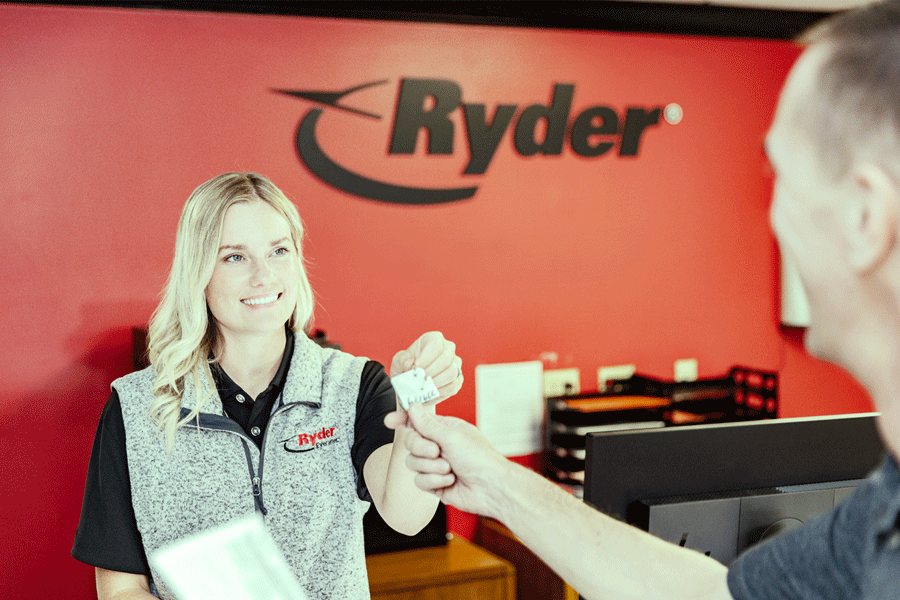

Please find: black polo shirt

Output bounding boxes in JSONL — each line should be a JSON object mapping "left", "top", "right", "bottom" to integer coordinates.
{"left": 71, "top": 332, "right": 396, "bottom": 575}
{"left": 210, "top": 331, "right": 294, "bottom": 447}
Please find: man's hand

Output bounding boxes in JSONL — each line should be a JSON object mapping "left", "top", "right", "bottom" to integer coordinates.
{"left": 389, "top": 331, "right": 463, "bottom": 405}
{"left": 393, "top": 406, "right": 734, "bottom": 600}
{"left": 387, "top": 403, "right": 508, "bottom": 520}
{"left": 367, "top": 333, "right": 461, "bottom": 535}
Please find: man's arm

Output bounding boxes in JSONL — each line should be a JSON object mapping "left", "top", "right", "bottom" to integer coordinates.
{"left": 395, "top": 405, "right": 734, "bottom": 600}
{"left": 365, "top": 332, "right": 463, "bottom": 536}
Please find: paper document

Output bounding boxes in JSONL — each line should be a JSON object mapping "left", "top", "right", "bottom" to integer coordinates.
{"left": 475, "top": 361, "right": 544, "bottom": 456}
{"left": 149, "top": 513, "right": 309, "bottom": 600}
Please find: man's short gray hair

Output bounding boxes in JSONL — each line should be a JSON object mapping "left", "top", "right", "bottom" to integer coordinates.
{"left": 798, "top": 1, "right": 900, "bottom": 181}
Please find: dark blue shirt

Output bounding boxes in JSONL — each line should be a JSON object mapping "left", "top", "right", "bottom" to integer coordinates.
{"left": 728, "top": 454, "right": 900, "bottom": 600}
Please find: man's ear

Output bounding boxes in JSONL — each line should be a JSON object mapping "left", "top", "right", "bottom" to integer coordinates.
{"left": 845, "top": 163, "right": 899, "bottom": 274}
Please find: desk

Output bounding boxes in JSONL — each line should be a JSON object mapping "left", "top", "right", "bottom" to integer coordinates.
{"left": 366, "top": 535, "right": 516, "bottom": 600}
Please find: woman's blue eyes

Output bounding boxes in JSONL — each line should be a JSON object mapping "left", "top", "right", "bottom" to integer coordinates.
{"left": 223, "top": 248, "right": 289, "bottom": 263}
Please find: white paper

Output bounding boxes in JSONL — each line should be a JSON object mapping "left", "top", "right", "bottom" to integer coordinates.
{"left": 475, "top": 361, "right": 544, "bottom": 457}
{"left": 149, "top": 513, "right": 309, "bottom": 600}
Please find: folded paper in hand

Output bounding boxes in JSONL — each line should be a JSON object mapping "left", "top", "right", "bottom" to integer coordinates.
{"left": 149, "top": 513, "right": 309, "bottom": 600}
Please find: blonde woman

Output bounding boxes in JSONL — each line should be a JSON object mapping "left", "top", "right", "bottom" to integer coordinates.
{"left": 72, "top": 173, "right": 463, "bottom": 600}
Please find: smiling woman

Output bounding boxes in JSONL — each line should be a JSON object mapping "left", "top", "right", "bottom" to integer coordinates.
{"left": 149, "top": 173, "right": 315, "bottom": 450}
{"left": 205, "top": 202, "right": 301, "bottom": 387}
{"left": 70, "top": 172, "right": 465, "bottom": 600}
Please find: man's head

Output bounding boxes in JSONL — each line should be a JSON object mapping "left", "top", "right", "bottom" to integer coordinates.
{"left": 789, "top": 2, "right": 900, "bottom": 181}
{"left": 767, "top": 1, "right": 900, "bottom": 377}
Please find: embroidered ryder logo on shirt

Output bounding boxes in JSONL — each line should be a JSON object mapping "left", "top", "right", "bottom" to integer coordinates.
{"left": 279, "top": 426, "right": 338, "bottom": 453}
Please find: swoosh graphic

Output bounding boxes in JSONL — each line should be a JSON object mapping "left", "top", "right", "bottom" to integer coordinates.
{"left": 273, "top": 79, "right": 387, "bottom": 120}
{"left": 283, "top": 442, "right": 316, "bottom": 453}
{"left": 295, "top": 109, "right": 479, "bottom": 205}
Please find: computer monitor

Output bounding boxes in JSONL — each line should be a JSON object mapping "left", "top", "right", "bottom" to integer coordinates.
{"left": 583, "top": 413, "right": 884, "bottom": 565}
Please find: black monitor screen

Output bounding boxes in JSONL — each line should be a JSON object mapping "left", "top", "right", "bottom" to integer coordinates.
{"left": 583, "top": 413, "right": 884, "bottom": 564}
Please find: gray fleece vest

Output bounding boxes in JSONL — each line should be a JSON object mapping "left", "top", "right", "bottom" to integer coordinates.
{"left": 115, "top": 335, "right": 370, "bottom": 600}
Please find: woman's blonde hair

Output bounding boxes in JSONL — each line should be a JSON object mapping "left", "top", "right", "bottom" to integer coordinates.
{"left": 147, "top": 172, "right": 314, "bottom": 451}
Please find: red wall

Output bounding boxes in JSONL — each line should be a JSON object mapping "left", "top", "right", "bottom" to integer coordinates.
{"left": 0, "top": 5, "right": 872, "bottom": 599}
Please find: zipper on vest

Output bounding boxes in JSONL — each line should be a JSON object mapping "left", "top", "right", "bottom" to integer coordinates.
{"left": 254, "top": 399, "right": 293, "bottom": 518}
{"left": 240, "top": 439, "right": 267, "bottom": 515}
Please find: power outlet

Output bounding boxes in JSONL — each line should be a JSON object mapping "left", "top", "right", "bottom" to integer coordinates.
{"left": 597, "top": 364, "right": 636, "bottom": 392}
{"left": 674, "top": 358, "right": 698, "bottom": 382}
{"left": 544, "top": 368, "right": 580, "bottom": 397}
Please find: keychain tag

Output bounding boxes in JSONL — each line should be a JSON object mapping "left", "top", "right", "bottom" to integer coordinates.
{"left": 391, "top": 367, "right": 441, "bottom": 410}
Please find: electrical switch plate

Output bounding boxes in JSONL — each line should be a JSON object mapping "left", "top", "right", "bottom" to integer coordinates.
{"left": 674, "top": 358, "right": 698, "bottom": 382}
{"left": 543, "top": 368, "right": 580, "bottom": 397}
{"left": 597, "top": 364, "right": 636, "bottom": 392}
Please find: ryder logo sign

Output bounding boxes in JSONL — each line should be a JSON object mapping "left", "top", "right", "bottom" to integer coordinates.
{"left": 275, "top": 78, "right": 679, "bottom": 205}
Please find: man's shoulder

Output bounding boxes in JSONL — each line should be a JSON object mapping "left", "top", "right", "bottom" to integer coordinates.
{"left": 859, "top": 454, "right": 900, "bottom": 529}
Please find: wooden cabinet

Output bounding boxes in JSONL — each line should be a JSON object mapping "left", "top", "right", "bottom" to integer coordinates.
{"left": 366, "top": 535, "right": 516, "bottom": 600}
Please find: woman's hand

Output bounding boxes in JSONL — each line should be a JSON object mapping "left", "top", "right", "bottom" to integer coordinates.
{"left": 389, "top": 331, "right": 463, "bottom": 405}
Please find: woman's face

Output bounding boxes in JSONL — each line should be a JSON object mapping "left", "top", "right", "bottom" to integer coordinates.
{"left": 205, "top": 200, "right": 299, "bottom": 347}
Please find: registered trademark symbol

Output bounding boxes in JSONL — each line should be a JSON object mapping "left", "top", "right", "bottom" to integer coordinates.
{"left": 664, "top": 103, "right": 683, "bottom": 125}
